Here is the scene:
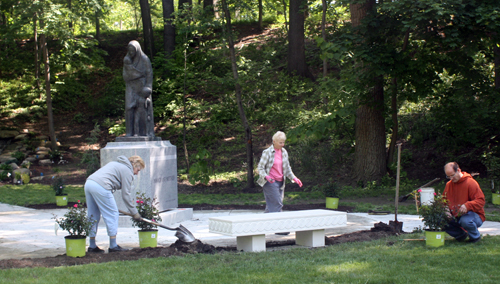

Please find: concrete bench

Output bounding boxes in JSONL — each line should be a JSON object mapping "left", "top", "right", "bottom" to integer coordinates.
{"left": 208, "top": 209, "right": 347, "bottom": 252}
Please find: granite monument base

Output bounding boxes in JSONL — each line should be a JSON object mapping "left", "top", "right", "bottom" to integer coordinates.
{"left": 100, "top": 140, "right": 179, "bottom": 213}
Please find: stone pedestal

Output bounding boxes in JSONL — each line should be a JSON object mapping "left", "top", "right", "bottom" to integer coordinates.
{"left": 100, "top": 140, "right": 178, "bottom": 212}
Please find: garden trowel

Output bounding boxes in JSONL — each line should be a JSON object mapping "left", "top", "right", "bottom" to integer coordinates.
{"left": 119, "top": 210, "right": 195, "bottom": 243}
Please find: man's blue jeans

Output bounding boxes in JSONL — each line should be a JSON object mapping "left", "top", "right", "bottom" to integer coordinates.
{"left": 445, "top": 211, "right": 483, "bottom": 240}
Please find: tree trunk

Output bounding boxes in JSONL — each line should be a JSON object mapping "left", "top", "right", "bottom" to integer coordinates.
{"left": 321, "top": 0, "right": 328, "bottom": 78}
{"left": 495, "top": 44, "right": 500, "bottom": 90}
{"left": 68, "top": 0, "right": 73, "bottom": 31}
{"left": 350, "top": 0, "right": 386, "bottom": 183}
{"left": 387, "top": 29, "right": 409, "bottom": 167}
{"left": 163, "top": 0, "right": 175, "bottom": 61}
{"left": 40, "top": 34, "right": 58, "bottom": 151}
{"left": 221, "top": 0, "right": 255, "bottom": 189}
{"left": 34, "top": 12, "right": 40, "bottom": 90}
{"left": 353, "top": 76, "right": 386, "bottom": 183}
{"left": 95, "top": 11, "right": 100, "bottom": 41}
{"left": 140, "top": 0, "right": 155, "bottom": 59}
{"left": 258, "top": 0, "right": 263, "bottom": 31}
{"left": 282, "top": 0, "right": 288, "bottom": 32}
{"left": 203, "top": 0, "right": 214, "bottom": 19}
{"left": 387, "top": 78, "right": 398, "bottom": 167}
{"left": 288, "top": 0, "right": 314, "bottom": 80}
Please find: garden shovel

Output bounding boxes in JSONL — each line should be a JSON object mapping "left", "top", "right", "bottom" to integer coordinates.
{"left": 119, "top": 210, "right": 196, "bottom": 243}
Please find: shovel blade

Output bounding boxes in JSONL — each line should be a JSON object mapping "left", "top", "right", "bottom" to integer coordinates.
{"left": 175, "top": 225, "right": 196, "bottom": 243}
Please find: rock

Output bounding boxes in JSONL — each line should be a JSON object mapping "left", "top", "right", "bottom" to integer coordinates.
{"left": 39, "top": 159, "right": 53, "bottom": 165}
{"left": 36, "top": 147, "right": 50, "bottom": 151}
{"left": 0, "top": 155, "right": 16, "bottom": 164}
{"left": 37, "top": 151, "right": 49, "bottom": 156}
{"left": 36, "top": 135, "right": 49, "bottom": 141}
{"left": 14, "top": 134, "right": 28, "bottom": 140}
{"left": 25, "top": 157, "right": 37, "bottom": 162}
{"left": 9, "top": 163, "right": 19, "bottom": 170}
{"left": 5, "top": 144, "right": 19, "bottom": 151}
{"left": 21, "top": 160, "right": 32, "bottom": 167}
{"left": 0, "top": 130, "right": 19, "bottom": 139}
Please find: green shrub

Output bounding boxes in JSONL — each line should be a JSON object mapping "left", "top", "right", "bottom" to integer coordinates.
{"left": 52, "top": 176, "right": 66, "bottom": 196}
{"left": 0, "top": 164, "right": 13, "bottom": 171}
{"left": 11, "top": 151, "right": 25, "bottom": 162}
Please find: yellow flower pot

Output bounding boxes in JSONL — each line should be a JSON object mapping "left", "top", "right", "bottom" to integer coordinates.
{"left": 138, "top": 230, "right": 158, "bottom": 248}
{"left": 492, "top": 193, "right": 500, "bottom": 205}
{"left": 425, "top": 230, "right": 445, "bottom": 247}
{"left": 56, "top": 195, "right": 68, "bottom": 207}
{"left": 65, "top": 236, "right": 86, "bottom": 257}
{"left": 326, "top": 197, "right": 339, "bottom": 209}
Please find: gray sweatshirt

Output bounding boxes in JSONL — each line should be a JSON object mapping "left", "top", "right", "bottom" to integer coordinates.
{"left": 87, "top": 156, "right": 138, "bottom": 215}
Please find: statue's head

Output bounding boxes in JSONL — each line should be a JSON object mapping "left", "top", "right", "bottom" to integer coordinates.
{"left": 127, "top": 40, "right": 142, "bottom": 58}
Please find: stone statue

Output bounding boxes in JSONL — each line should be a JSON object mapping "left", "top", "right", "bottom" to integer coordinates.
{"left": 123, "top": 40, "right": 155, "bottom": 138}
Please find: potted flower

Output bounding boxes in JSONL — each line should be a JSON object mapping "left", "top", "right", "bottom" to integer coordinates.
{"left": 52, "top": 176, "right": 68, "bottom": 206}
{"left": 131, "top": 193, "right": 162, "bottom": 248}
{"left": 324, "top": 182, "right": 341, "bottom": 209}
{"left": 54, "top": 200, "right": 96, "bottom": 257}
{"left": 419, "top": 193, "right": 451, "bottom": 247}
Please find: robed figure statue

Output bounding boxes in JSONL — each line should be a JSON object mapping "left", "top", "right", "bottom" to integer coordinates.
{"left": 123, "top": 40, "right": 155, "bottom": 138}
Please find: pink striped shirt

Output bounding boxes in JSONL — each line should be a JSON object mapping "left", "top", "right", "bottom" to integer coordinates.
{"left": 268, "top": 148, "right": 283, "bottom": 181}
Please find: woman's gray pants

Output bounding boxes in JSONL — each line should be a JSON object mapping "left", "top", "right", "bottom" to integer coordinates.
{"left": 262, "top": 181, "right": 284, "bottom": 213}
{"left": 84, "top": 179, "right": 119, "bottom": 237}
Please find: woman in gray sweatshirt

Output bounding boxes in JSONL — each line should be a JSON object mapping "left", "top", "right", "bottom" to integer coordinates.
{"left": 84, "top": 155, "right": 145, "bottom": 253}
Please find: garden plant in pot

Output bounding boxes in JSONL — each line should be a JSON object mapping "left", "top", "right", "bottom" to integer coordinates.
{"left": 52, "top": 176, "right": 68, "bottom": 206}
{"left": 324, "top": 182, "right": 341, "bottom": 209}
{"left": 131, "top": 193, "right": 162, "bottom": 248}
{"left": 54, "top": 201, "right": 96, "bottom": 257}
{"left": 419, "top": 193, "right": 451, "bottom": 247}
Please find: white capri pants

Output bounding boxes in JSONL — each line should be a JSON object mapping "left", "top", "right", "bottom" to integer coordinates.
{"left": 84, "top": 179, "right": 119, "bottom": 237}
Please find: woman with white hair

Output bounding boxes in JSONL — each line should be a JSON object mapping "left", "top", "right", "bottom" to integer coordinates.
{"left": 257, "top": 131, "right": 302, "bottom": 217}
{"left": 84, "top": 155, "right": 145, "bottom": 253}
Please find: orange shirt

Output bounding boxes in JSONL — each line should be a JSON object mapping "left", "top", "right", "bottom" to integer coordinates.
{"left": 443, "top": 172, "right": 485, "bottom": 222}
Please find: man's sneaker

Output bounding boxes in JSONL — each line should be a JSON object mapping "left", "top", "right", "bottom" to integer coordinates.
{"left": 456, "top": 234, "right": 467, "bottom": 242}
{"left": 467, "top": 236, "right": 481, "bottom": 243}
{"left": 87, "top": 246, "right": 105, "bottom": 253}
{"left": 108, "top": 245, "right": 129, "bottom": 253}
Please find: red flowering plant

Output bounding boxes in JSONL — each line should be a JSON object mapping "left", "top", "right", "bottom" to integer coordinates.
{"left": 53, "top": 200, "right": 96, "bottom": 237}
{"left": 419, "top": 193, "right": 452, "bottom": 231}
{"left": 131, "top": 193, "right": 162, "bottom": 231}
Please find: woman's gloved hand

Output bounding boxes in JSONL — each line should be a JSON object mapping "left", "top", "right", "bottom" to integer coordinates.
{"left": 266, "top": 176, "right": 275, "bottom": 183}
{"left": 293, "top": 177, "right": 303, "bottom": 187}
{"left": 133, "top": 213, "right": 142, "bottom": 221}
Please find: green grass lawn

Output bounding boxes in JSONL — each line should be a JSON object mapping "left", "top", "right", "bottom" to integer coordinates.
{"left": 1, "top": 184, "right": 499, "bottom": 222}
{"left": 0, "top": 184, "right": 86, "bottom": 206}
{"left": 1, "top": 234, "right": 499, "bottom": 283}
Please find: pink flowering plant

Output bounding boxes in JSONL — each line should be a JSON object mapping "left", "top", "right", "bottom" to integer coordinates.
{"left": 53, "top": 200, "right": 96, "bottom": 237}
{"left": 419, "top": 193, "right": 451, "bottom": 231}
{"left": 131, "top": 193, "right": 162, "bottom": 231}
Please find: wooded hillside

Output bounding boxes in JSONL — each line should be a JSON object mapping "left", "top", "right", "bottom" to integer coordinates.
{"left": 1, "top": 0, "right": 500, "bottom": 189}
